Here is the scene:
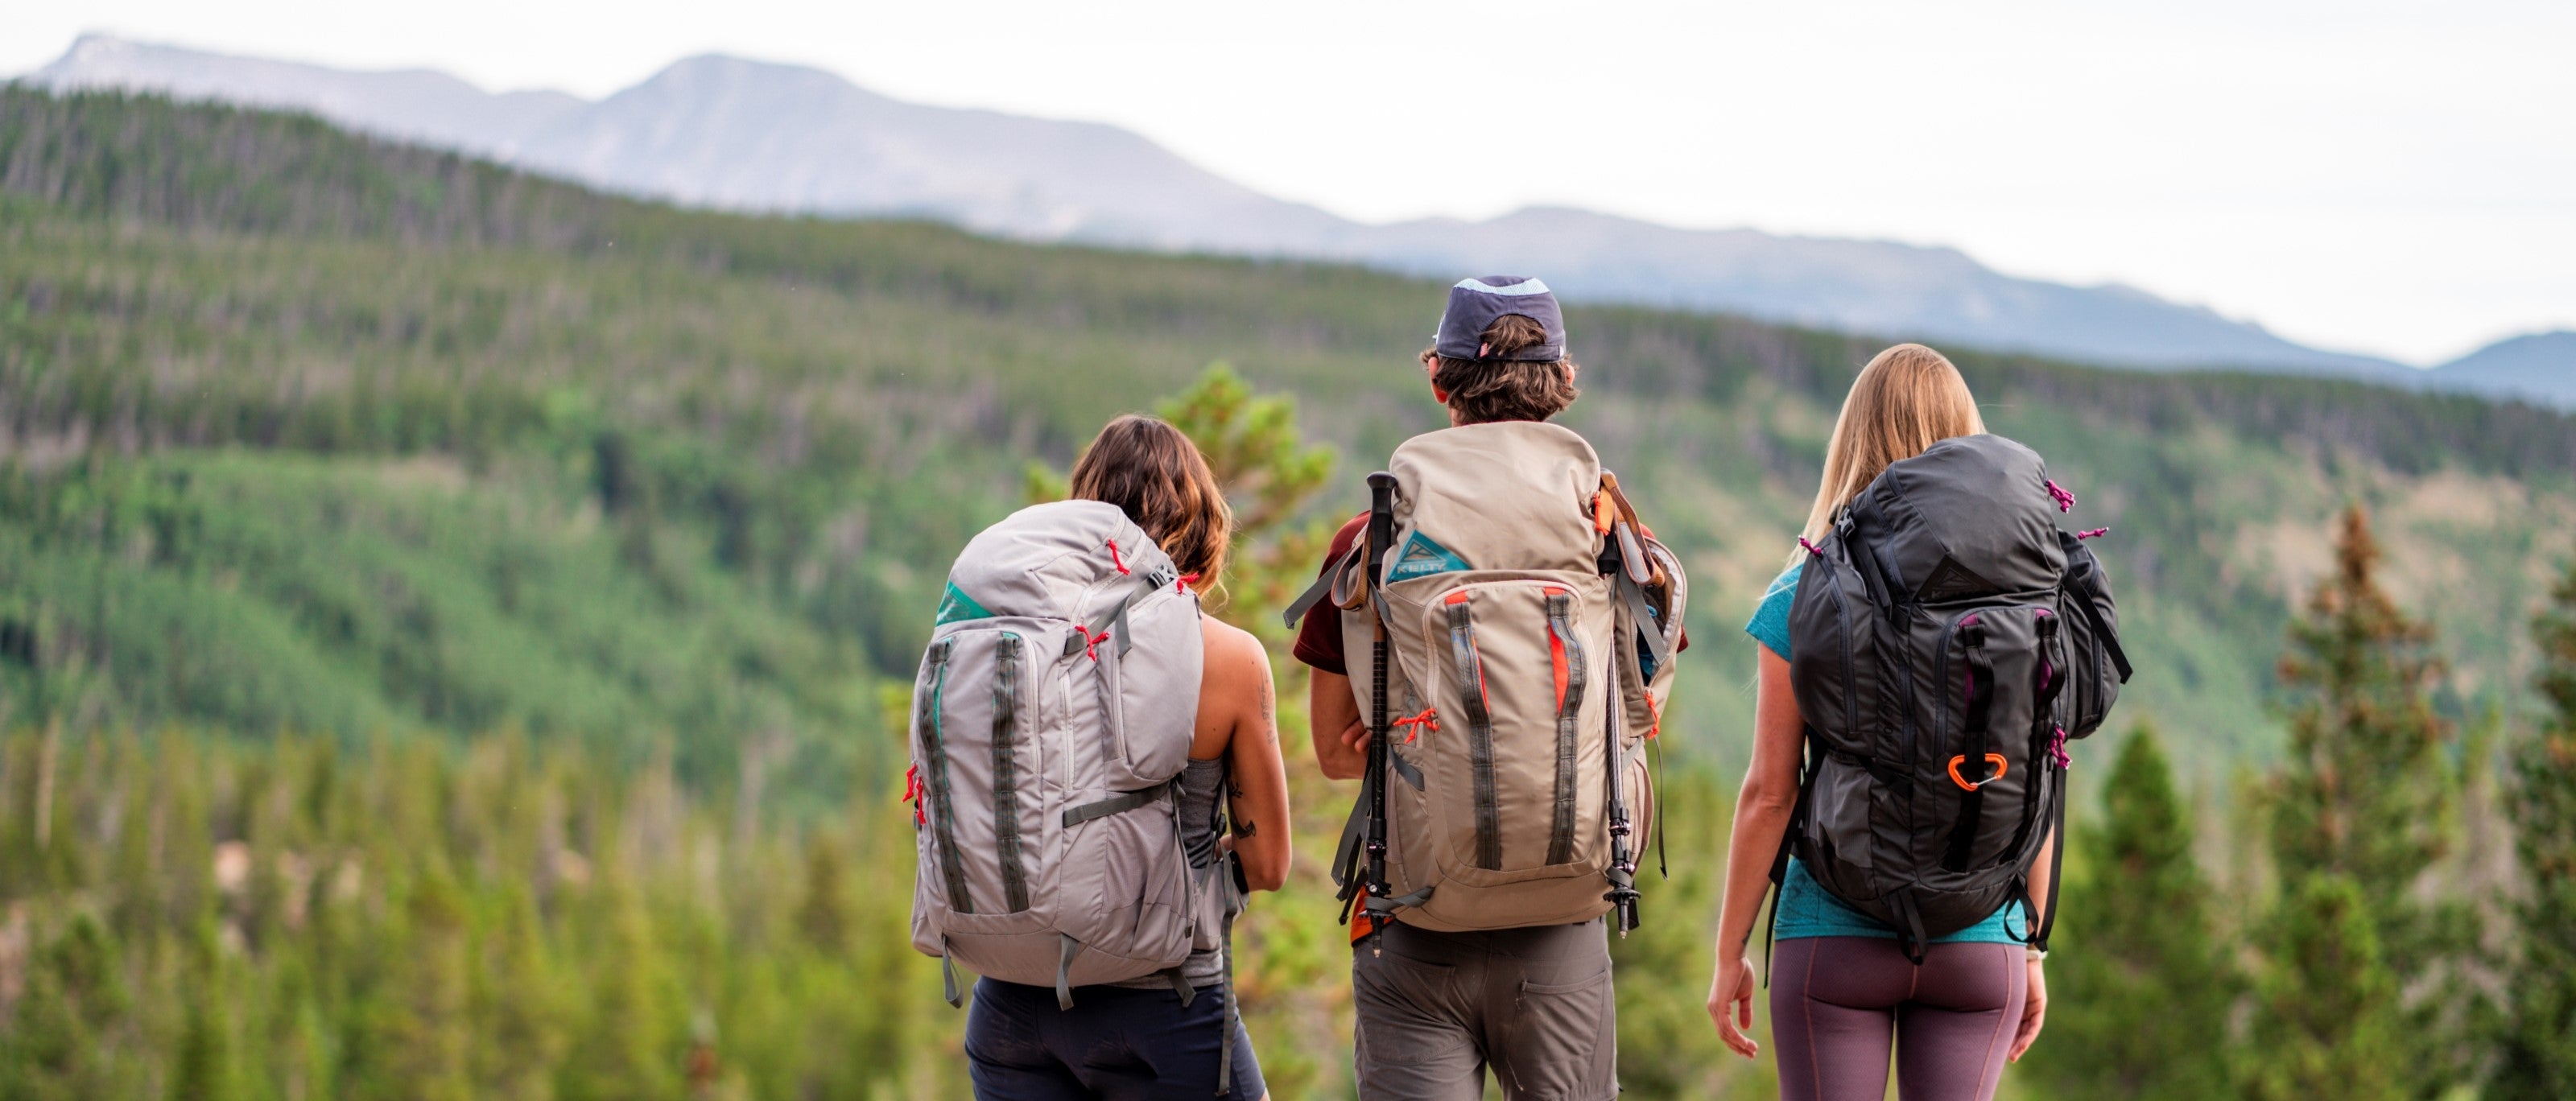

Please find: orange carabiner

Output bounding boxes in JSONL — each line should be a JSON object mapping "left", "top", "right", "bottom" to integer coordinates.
{"left": 1947, "top": 753, "right": 2008, "bottom": 791}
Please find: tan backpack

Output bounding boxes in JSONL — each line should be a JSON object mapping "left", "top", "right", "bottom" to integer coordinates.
{"left": 1288, "top": 422, "right": 1686, "bottom": 935}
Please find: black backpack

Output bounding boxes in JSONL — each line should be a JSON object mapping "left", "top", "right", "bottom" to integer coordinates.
{"left": 1779, "top": 434, "right": 2129, "bottom": 960}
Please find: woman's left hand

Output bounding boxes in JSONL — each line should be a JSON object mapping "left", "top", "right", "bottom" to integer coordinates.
{"left": 2007, "top": 956, "right": 2046, "bottom": 1062}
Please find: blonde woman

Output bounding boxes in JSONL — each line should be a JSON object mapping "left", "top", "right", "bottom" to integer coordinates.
{"left": 1706, "top": 344, "right": 2051, "bottom": 1100}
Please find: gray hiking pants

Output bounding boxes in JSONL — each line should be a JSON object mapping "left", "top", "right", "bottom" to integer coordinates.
{"left": 1350, "top": 918, "right": 1616, "bottom": 1100}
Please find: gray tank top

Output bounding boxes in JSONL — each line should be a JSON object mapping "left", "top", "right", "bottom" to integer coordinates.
{"left": 1108, "top": 756, "right": 1231, "bottom": 990}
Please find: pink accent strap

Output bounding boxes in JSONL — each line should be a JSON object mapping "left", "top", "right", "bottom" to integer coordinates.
{"left": 2048, "top": 725, "right": 2072, "bottom": 769}
{"left": 2077, "top": 527, "right": 2108, "bottom": 540}
{"left": 1798, "top": 537, "right": 1824, "bottom": 557}
{"left": 1106, "top": 538, "right": 1132, "bottom": 575}
{"left": 2045, "top": 480, "right": 2077, "bottom": 513}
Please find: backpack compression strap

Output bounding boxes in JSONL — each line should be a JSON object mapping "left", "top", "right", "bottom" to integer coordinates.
{"left": 1063, "top": 777, "right": 1182, "bottom": 827}
{"left": 1939, "top": 617, "right": 2001, "bottom": 873}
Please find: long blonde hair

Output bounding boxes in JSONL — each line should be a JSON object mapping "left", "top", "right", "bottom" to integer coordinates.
{"left": 1794, "top": 344, "right": 1986, "bottom": 563}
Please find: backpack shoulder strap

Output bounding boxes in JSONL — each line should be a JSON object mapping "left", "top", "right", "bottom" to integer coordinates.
{"left": 1281, "top": 541, "right": 1364, "bottom": 629}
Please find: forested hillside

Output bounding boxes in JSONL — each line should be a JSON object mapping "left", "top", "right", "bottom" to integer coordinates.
{"left": 2, "top": 87, "right": 2574, "bottom": 1097}
{"left": 5, "top": 85, "right": 2571, "bottom": 783}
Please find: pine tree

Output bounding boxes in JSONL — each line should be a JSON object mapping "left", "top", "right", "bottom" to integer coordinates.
{"left": 1154, "top": 362, "right": 1334, "bottom": 634}
{"left": 2021, "top": 723, "right": 2232, "bottom": 1099}
{"left": 2492, "top": 557, "right": 2576, "bottom": 1099}
{"left": 559, "top": 876, "right": 683, "bottom": 1101}
{"left": 2270, "top": 505, "right": 2456, "bottom": 925}
{"left": 474, "top": 885, "right": 566, "bottom": 1101}
{"left": 171, "top": 922, "right": 246, "bottom": 1101}
{"left": 2240, "top": 874, "right": 2409, "bottom": 1101}
{"left": 2252, "top": 505, "right": 2465, "bottom": 1095}
{"left": 2, "top": 913, "right": 132, "bottom": 1100}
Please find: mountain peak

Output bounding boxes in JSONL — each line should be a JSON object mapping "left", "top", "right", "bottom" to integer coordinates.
{"left": 15, "top": 35, "right": 2469, "bottom": 386}
{"left": 2432, "top": 331, "right": 2574, "bottom": 408}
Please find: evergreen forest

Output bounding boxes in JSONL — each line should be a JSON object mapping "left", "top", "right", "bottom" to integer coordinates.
{"left": 1, "top": 85, "right": 2572, "bottom": 1098}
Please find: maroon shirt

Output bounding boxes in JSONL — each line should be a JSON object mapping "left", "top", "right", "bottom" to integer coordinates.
{"left": 1290, "top": 513, "right": 1369, "bottom": 676}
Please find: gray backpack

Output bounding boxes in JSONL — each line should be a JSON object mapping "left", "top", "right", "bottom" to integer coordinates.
{"left": 1781, "top": 434, "right": 2129, "bottom": 959}
{"left": 906, "top": 500, "right": 1224, "bottom": 1009}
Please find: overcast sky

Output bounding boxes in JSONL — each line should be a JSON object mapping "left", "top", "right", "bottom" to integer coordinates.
{"left": 6, "top": 0, "right": 2570, "bottom": 365}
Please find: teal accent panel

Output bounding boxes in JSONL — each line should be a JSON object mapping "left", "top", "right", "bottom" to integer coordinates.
{"left": 935, "top": 581, "right": 995, "bottom": 626}
{"left": 1385, "top": 531, "right": 1469, "bottom": 581}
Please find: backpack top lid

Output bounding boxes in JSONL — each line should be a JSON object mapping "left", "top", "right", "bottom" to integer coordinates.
{"left": 1855, "top": 434, "right": 2067, "bottom": 603}
{"left": 1385, "top": 421, "right": 1602, "bottom": 579}
{"left": 943, "top": 499, "right": 1175, "bottom": 624}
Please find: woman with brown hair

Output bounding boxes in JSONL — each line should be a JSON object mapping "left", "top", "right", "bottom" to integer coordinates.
{"left": 1705, "top": 345, "right": 2053, "bottom": 1100}
{"left": 964, "top": 414, "right": 1291, "bottom": 1101}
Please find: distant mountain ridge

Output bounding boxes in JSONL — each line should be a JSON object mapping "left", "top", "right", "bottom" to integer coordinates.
{"left": 11, "top": 32, "right": 2515, "bottom": 386}
{"left": 2427, "top": 331, "right": 2576, "bottom": 409}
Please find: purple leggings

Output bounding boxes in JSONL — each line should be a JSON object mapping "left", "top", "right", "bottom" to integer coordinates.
{"left": 1769, "top": 938, "right": 2025, "bottom": 1101}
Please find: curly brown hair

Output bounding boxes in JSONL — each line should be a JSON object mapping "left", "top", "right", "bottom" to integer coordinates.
{"left": 1422, "top": 313, "right": 1582, "bottom": 424}
{"left": 1068, "top": 414, "right": 1231, "bottom": 592}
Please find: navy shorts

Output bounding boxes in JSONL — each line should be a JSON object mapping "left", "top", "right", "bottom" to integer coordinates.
{"left": 965, "top": 977, "right": 1265, "bottom": 1100}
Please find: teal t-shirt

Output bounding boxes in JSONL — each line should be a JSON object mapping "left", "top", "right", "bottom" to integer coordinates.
{"left": 1746, "top": 563, "right": 2029, "bottom": 944}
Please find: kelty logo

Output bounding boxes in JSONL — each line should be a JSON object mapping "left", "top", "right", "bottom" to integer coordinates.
{"left": 1386, "top": 532, "right": 1469, "bottom": 581}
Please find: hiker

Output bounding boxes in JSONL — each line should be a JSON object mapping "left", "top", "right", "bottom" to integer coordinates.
{"left": 1288, "top": 276, "right": 1687, "bottom": 1101}
{"left": 1703, "top": 344, "right": 2128, "bottom": 1101}
{"left": 911, "top": 414, "right": 1291, "bottom": 1100}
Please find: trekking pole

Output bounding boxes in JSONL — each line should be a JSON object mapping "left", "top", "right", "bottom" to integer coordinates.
{"left": 1363, "top": 472, "right": 1397, "bottom": 955}
{"left": 1600, "top": 520, "right": 1643, "bottom": 937}
{"left": 1604, "top": 700, "right": 1641, "bottom": 936}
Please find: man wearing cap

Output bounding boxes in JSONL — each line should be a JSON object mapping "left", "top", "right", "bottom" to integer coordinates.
{"left": 1292, "top": 276, "right": 1637, "bottom": 1100}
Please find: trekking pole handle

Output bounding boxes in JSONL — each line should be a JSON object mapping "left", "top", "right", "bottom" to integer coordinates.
{"left": 1364, "top": 473, "right": 1397, "bottom": 587}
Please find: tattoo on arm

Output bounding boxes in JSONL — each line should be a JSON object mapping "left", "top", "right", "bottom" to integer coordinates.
{"left": 1254, "top": 674, "right": 1276, "bottom": 743}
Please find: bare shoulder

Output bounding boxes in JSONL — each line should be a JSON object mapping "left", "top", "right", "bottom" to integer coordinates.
{"left": 1199, "top": 613, "right": 1269, "bottom": 682}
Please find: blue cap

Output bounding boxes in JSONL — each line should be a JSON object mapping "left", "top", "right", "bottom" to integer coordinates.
{"left": 1432, "top": 275, "right": 1567, "bottom": 362}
